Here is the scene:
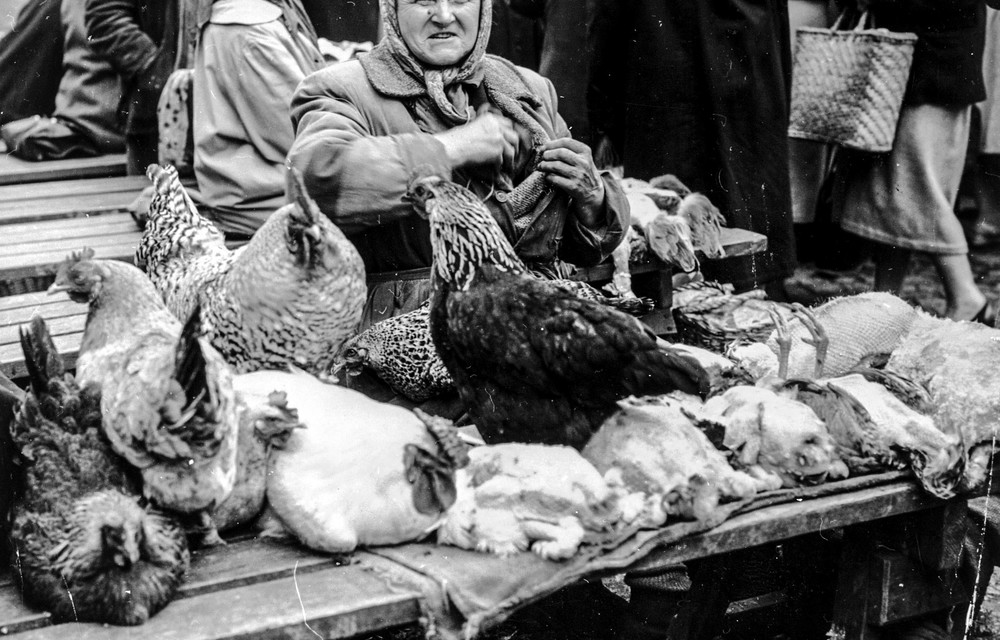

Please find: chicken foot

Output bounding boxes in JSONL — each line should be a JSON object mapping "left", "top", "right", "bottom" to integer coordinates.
{"left": 789, "top": 303, "right": 829, "bottom": 379}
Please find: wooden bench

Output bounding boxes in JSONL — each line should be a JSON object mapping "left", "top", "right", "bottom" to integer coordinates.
{"left": 0, "top": 175, "right": 150, "bottom": 224}
{"left": 0, "top": 142, "right": 126, "bottom": 186}
{"left": 0, "top": 475, "right": 965, "bottom": 639}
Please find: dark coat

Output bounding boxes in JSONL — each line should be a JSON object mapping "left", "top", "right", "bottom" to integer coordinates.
{"left": 589, "top": 0, "right": 795, "bottom": 291}
{"left": 84, "top": 0, "right": 179, "bottom": 136}
{"left": 0, "top": 0, "right": 63, "bottom": 125}
{"left": 863, "top": 0, "right": 988, "bottom": 106}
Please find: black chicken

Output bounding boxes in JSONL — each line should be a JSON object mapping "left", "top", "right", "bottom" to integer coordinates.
{"left": 9, "top": 316, "right": 189, "bottom": 625}
{"left": 406, "top": 175, "right": 711, "bottom": 449}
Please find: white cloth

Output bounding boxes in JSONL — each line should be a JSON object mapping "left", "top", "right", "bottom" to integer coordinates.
{"left": 836, "top": 103, "right": 971, "bottom": 254}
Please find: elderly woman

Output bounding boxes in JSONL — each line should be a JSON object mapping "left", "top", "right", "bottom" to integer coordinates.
{"left": 288, "top": 0, "right": 628, "bottom": 328}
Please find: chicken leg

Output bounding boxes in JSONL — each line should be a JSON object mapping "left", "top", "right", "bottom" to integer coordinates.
{"left": 788, "top": 303, "right": 829, "bottom": 379}
{"left": 766, "top": 305, "right": 793, "bottom": 380}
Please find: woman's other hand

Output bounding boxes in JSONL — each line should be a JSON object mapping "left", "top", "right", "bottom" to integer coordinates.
{"left": 538, "top": 138, "right": 606, "bottom": 226}
{"left": 435, "top": 111, "right": 518, "bottom": 170}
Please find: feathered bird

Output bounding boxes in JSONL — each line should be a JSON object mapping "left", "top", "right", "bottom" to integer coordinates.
{"left": 334, "top": 282, "right": 654, "bottom": 403}
{"left": 135, "top": 164, "right": 367, "bottom": 375}
{"left": 625, "top": 191, "right": 700, "bottom": 273}
{"left": 9, "top": 316, "right": 189, "bottom": 625}
{"left": 50, "top": 250, "right": 240, "bottom": 543}
{"left": 646, "top": 174, "right": 727, "bottom": 259}
{"left": 405, "top": 175, "right": 712, "bottom": 450}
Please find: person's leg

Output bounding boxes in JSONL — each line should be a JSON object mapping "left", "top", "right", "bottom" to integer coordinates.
{"left": 931, "top": 252, "right": 987, "bottom": 321}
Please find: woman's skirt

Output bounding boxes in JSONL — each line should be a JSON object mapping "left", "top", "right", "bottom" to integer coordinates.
{"left": 835, "top": 103, "right": 971, "bottom": 255}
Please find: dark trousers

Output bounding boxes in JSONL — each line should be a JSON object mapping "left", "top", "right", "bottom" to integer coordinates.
{"left": 0, "top": 0, "right": 63, "bottom": 125}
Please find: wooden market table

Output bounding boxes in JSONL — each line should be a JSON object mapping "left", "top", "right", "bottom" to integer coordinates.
{"left": 0, "top": 474, "right": 966, "bottom": 639}
{"left": 0, "top": 142, "right": 126, "bottom": 186}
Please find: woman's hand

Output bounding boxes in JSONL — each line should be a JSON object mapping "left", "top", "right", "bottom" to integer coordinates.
{"left": 434, "top": 111, "right": 519, "bottom": 171}
{"left": 538, "top": 138, "right": 606, "bottom": 227}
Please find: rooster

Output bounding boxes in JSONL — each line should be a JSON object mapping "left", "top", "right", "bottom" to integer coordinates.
{"left": 405, "top": 175, "right": 712, "bottom": 450}
{"left": 9, "top": 316, "right": 189, "bottom": 625}
{"left": 136, "top": 164, "right": 367, "bottom": 375}
{"left": 50, "top": 250, "right": 240, "bottom": 544}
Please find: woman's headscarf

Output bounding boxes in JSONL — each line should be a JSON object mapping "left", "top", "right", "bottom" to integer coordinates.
{"left": 360, "top": 0, "right": 549, "bottom": 150}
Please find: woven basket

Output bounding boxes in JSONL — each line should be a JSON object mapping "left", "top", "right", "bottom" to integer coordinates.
{"left": 788, "top": 11, "right": 917, "bottom": 153}
{"left": 671, "top": 282, "right": 778, "bottom": 353}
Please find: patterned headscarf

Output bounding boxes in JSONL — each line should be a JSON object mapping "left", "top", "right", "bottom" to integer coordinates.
{"left": 377, "top": 0, "right": 493, "bottom": 124}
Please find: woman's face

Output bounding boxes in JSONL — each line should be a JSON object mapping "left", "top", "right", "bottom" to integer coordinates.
{"left": 397, "top": 0, "right": 481, "bottom": 67}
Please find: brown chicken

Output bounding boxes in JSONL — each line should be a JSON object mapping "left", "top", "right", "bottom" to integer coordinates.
{"left": 50, "top": 250, "right": 240, "bottom": 543}
{"left": 136, "top": 164, "right": 367, "bottom": 375}
{"left": 10, "top": 316, "right": 189, "bottom": 625}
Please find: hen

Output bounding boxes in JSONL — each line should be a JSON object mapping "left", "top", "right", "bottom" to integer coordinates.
{"left": 234, "top": 368, "right": 468, "bottom": 553}
{"left": 50, "top": 250, "right": 240, "bottom": 542}
{"left": 10, "top": 316, "right": 189, "bottom": 625}
{"left": 406, "top": 175, "right": 711, "bottom": 449}
{"left": 136, "top": 163, "right": 367, "bottom": 375}
{"left": 334, "top": 275, "right": 654, "bottom": 403}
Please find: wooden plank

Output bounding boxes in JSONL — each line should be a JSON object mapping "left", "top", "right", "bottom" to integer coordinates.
{"left": 718, "top": 226, "right": 768, "bottom": 259}
{"left": 0, "top": 153, "right": 126, "bottom": 187}
{"left": 0, "top": 176, "right": 148, "bottom": 204}
{"left": 0, "top": 236, "right": 138, "bottom": 282}
{"left": 0, "top": 584, "right": 52, "bottom": 635}
{"left": 624, "top": 481, "right": 942, "bottom": 571}
{"left": 1, "top": 217, "right": 139, "bottom": 246}
{"left": 8, "top": 561, "right": 422, "bottom": 640}
{"left": 0, "top": 292, "right": 81, "bottom": 316}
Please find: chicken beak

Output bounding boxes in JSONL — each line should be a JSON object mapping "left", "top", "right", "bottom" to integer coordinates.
{"left": 46, "top": 282, "right": 72, "bottom": 296}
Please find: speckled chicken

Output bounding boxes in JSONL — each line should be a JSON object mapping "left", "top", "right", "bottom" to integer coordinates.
{"left": 10, "top": 316, "right": 189, "bottom": 625}
{"left": 334, "top": 278, "right": 655, "bottom": 402}
{"left": 136, "top": 164, "right": 367, "bottom": 375}
{"left": 50, "top": 251, "right": 240, "bottom": 542}
{"left": 407, "top": 175, "right": 712, "bottom": 450}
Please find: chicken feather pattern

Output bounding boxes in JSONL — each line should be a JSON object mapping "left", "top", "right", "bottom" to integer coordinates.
{"left": 52, "top": 252, "right": 240, "bottom": 515}
{"left": 405, "top": 175, "right": 711, "bottom": 449}
{"left": 137, "top": 164, "right": 366, "bottom": 375}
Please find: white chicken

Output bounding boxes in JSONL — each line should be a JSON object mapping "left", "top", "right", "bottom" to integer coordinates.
{"left": 233, "top": 369, "right": 467, "bottom": 553}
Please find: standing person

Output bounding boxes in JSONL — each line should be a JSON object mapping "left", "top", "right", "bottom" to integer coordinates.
{"left": 970, "top": 5, "right": 1000, "bottom": 249}
{"left": 833, "top": 0, "right": 997, "bottom": 322}
{"left": 288, "top": 0, "right": 628, "bottom": 330}
{"left": 191, "top": 0, "right": 325, "bottom": 237}
{"left": 588, "top": 0, "right": 796, "bottom": 298}
{"left": 84, "top": 0, "right": 179, "bottom": 175}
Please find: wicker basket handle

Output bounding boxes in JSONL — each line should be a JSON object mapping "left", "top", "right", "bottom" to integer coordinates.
{"left": 831, "top": 9, "right": 873, "bottom": 31}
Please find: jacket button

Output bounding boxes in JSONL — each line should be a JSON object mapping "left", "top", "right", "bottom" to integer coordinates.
{"left": 496, "top": 191, "right": 509, "bottom": 203}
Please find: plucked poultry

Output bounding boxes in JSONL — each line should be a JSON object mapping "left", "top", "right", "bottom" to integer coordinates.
{"left": 887, "top": 313, "right": 1000, "bottom": 491}
{"left": 234, "top": 369, "right": 468, "bottom": 553}
{"left": 136, "top": 164, "right": 367, "bottom": 375}
{"left": 438, "top": 442, "right": 644, "bottom": 560}
{"left": 50, "top": 250, "right": 240, "bottom": 542}
{"left": 406, "top": 174, "right": 712, "bottom": 449}
{"left": 582, "top": 396, "right": 764, "bottom": 526}
{"left": 334, "top": 275, "right": 655, "bottom": 402}
{"left": 624, "top": 191, "right": 699, "bottom": 273}
{"left": 10, "top": 316, "right": 189, "bottom": 625}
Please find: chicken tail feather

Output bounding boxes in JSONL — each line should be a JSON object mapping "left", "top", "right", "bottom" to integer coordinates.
{"left": 20, "top": 315, "right": 64, "bottom": 399}
{"left": 173, "top": 306, "right": 212, "bottom": 419}
{"left": 284, "top": 164, "right": 326, "bottom": 270}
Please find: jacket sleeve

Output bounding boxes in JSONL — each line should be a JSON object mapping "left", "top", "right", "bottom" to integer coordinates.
{"left": 84, "top": 0, "right": 159, "bottom": 85}
{"left": 288, "top": 68, "right": 453, "bottom": 235}
{"left": 534, "top": 76, "right": 629, "bottom": 267}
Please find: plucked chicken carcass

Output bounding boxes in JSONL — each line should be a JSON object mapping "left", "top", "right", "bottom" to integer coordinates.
{"left": 406, "top": 174, "right": 712, "bottom": 449}
{"left": 582, "top": 396, "right": 764, "bottom": 526}
{"left": 438, "top": 443, "right": 643, "bottom": 560}
{"left": 235, "top": 369, "right": 468, "bottom": 553}
{"left": 624, "top": 191, "right": 699, "bottom": 273}
{"left": 51, "top": 250, "right": 240, "bottom": 542}
{"left": 10, "top": 316, "right": 189, "bottom": 625}
{"left": 887, "top": 314, "right": 1000, "bottom": 491}
{"left": 136, "top": 164, "right": 367, "bottom": 375}
{"left": 788, "top": 371, "right": 963, "bottom": 499}
{"left": 728, "top": 292, "right": 919, "bottom": 380}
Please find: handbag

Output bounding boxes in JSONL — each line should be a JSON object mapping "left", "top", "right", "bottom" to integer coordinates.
{"left": 0, "top": 115, "right": 100, "bottom": 161}
{"left": 788, "top": 10, "right": 917, "bottom": 153}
